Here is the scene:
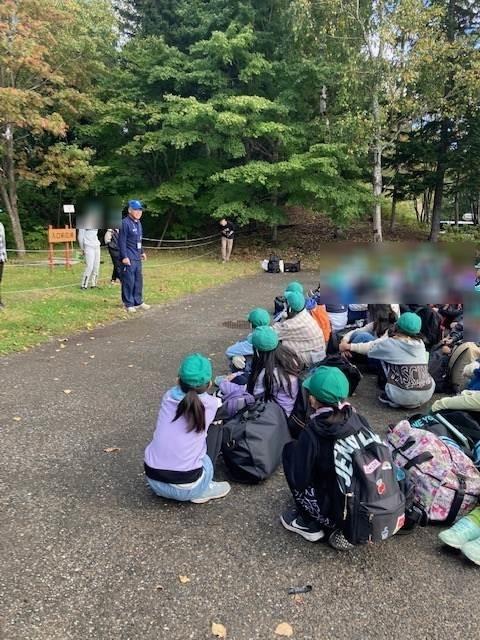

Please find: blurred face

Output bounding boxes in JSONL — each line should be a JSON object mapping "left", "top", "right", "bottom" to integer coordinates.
{"left": 128, "top": 207, "right": 143, "bottom": 220}
{"left": 220, "top": 219, "right": 227, "bottom": 226}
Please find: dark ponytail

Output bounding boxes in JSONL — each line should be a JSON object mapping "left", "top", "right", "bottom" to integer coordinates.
{"left": 174, "top": 380, "right": 208, "bottom": 433}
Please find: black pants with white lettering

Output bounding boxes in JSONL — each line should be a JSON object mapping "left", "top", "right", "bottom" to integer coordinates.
{"left": 283, "top": 443, "right": 335, "bottom": 528}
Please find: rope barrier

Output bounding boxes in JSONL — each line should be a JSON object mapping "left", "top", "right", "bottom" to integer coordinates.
{"left": 143, "top": 232, "right": 218, "bottom": 243}
{"left": 3, "top": 247, "right": 219, "bottom": 294}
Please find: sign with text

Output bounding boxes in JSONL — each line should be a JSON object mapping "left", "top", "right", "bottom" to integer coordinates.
{"left": 48, "top": 227, "right": 76, "bottom": 243}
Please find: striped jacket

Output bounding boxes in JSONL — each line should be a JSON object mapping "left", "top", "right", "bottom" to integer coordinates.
{"left": 274, "top": 309, "right": 326, "bottom": 367}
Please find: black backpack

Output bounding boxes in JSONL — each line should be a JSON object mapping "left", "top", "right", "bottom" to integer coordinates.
{"left": 317, "top": 354, "right": 362, "bottom": 396}
{"left": 333, "top": 421, "right": 406, "bottom": 544}
{"left": 274, "top": 295, "right": 287, "bottom": 316}
{"left": 221, "top": 400, "right": 291, "bottom": 483}
{"left": 416, "top": 306, "right": 443, "bottom": 350}
{"left": 267, "top": 255, "right": 281, "bottom": 273}
{"left": 428, "top": 346, "right": 451, "bottom": 393}
{"left": 284, "top": 260, "right": 301, "bottom": 273}
{"left": 287, "top": 374, "right": 310, "bottom": 439}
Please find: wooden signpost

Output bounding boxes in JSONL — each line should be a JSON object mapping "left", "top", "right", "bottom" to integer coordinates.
{"left": 48, "top": 225, "right": 76, "bottom": 270}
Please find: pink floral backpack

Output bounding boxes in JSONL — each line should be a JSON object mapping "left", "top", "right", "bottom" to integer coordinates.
{"left": 386, "top": 420, "right": 480, "bottom": 523}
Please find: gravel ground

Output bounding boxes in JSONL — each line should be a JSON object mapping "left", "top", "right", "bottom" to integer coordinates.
{"left": 1, "top": 271, "right": 479, "bottom": 640}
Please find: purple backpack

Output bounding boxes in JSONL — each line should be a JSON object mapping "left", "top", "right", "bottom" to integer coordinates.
{"left": 387, "top": 420, "right": 480, "bottom": 523}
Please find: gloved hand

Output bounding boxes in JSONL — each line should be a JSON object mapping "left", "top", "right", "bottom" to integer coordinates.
{"left": 232, "top": 355, "right": 246, "bottom": 370}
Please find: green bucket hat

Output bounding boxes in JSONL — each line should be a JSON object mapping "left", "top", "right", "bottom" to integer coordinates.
{"left": 251, "top": 326, "right": 279, "bottom": 352}
{"left": 285, "top": 281, "right": 304, "bottom": 295}
{"left": 247, "top": 307, "right": 270, "bottom": 328}
{"left": 285, "top": 290, "right": 305, "bottom": 313}
{"left": 396, "top": 312, "right": 422, "bottom": 337}
{"left": 178, "top": 353, "right": 212, "bottom": 388}
{"left": 303, "top": 366, "right": 349, "bottom": 404}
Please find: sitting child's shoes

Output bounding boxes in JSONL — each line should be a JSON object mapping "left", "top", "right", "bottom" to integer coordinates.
{"left": 438, "top": 516, "right": 480, "bottom": 549}
{"left": 461, "top": 537, "right": 480, "bottom": 566}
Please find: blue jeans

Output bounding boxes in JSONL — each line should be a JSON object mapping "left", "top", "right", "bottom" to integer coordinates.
{"left": 351, "top": 331, "right": 375, "bottom": 344}
{"left": 121, "top": 260, "right": 143, "bottom": 308}
{"left": 146, "top": 455, "right": 213, "bottom": 502}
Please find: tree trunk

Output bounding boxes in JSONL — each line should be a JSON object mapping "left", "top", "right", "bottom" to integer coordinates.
{"left": 0, "top": 126, "right": 25, "bottom": 253}
{"left": 157, "top": 210, "right": 173, "bottom": 247}
{"left": 272, "top": 224, "right": 278, "bottom": 242}
{"left": 429, "top": 119, "right": 449, "bottom": 242}
{"left": 372, "top": 90, "right": 383, "bottom": 242}
{"left": 429, "top": 0, "right": 455, "bottom": 242}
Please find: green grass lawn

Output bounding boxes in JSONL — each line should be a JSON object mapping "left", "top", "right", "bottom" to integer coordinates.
{"left": 0, "top": 250, "right": 257, "bottom": 355}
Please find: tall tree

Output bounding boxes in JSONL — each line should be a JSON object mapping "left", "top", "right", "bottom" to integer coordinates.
{"left": 0, "top": 0, "right": 115, "bottom": 251}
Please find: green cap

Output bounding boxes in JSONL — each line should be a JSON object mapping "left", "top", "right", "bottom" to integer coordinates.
{"left": 396, "top": 312, "right": 422, "bottom": 336}
{"left": 285, "top": 290, "right": 305, "bottom": 313}
{"left": 251, "top": 326, "right": 279, "bottom": 352}
{"left": 303, "top": 366, "right": 349, "bottom": 404}
{"left": 178, "top": 353, "right": 212, "bottom": 388}
{"left": 285, "top": 281, "right": 304, "bottom": 294}
{"left": 247, "top": 307, "right": 270, "bottom": 328}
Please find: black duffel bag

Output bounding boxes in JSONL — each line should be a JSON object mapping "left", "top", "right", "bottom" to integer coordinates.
{"left": 221, "top": 400, "right": 291, "bottom": 483}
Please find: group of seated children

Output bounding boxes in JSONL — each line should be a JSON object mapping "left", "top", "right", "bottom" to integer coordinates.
{"left": 143, "top": 283, "right": 480, "bottom": 561}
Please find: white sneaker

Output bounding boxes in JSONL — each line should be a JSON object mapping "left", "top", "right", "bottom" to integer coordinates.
{"left": 190, "top": 481, "right": 231, "bottom": 504}
{"left": 126, "top": 307, "right": 137, "bottom": 313}
{"left": 136, "top": 303, "right": 151, "bottom": 310}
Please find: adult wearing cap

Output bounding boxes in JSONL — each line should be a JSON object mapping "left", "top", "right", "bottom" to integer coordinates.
{"left": 144, "top": 353, "right": 231, "bottom": 504}
{"left": 246, "top": 326, "right": 302, "bottom": 416}
{"left": 119, "top": 199, "right": 150, "bottom": 313}
{"left": 224, "top": 307, "right": 271, "bottom": 380}
{"left": 273, "top": 290, "right": 326, "bottom": 367}
{"left": 364, "top": 312, "right": 434, "bottom": 408}
{"left": 280, "top": 366, "right": 376, "bottom": 551}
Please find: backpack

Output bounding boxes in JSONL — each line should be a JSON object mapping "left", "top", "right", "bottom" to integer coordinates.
{"left": 386, "top": 420, "right": 480, "bottom": 523}
{"left": 415, "top": 306, "right": 443, "bottom": 350}
{"left": 221, "top": 400, "right": 291, "bottom": 483}
{"left": 287, "top": 373, "right": 310, "bottom": 439}
{"left": 274, "top": 295, "right": 287, "bottom": 317}
{"left": 284, "top": 260, "right": 301, "bottom": 273}
{"left": 267, "top": 255, "right": 281, "bottom": 273}
{"left": 409, "top": 410, "right": 480, "bottom": 455}
{"left": 333, "top": 421, "right": 406, "bottom": 544}
{"left": 310, "top": 305, "right": 332, "bottom": 344}
{"left": 428, "top": 346, "right": 451, "bottom": 393}
{"left": 316, "top": 354, "right": 362, "bottom": 396}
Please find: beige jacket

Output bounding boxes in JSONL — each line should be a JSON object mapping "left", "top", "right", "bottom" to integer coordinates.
{"left": 431, "top": 390, "right": 480, "bottom": 413}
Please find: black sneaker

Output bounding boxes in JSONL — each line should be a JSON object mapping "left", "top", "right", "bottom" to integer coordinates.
{"left": 378, "top": 392, "right": 400, "bottom": 409}
{"left": 328, "top": 529, "right": 354, "bottom": 551}
{"left": 280, "top": 507, "right": 325, "bottom": 542}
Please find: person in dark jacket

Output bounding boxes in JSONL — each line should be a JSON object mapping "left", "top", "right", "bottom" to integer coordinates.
{"left": 280, "top": 366, "right": 370, "bottom": 551}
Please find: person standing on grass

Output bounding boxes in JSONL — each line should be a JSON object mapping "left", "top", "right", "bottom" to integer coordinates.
{"left": 78, "top": 224, "right": 101, "bottom": 290}
{"left": 119, "top": 200, "right": 150, "bottom": 313}
{"left": 0, "top": 221, "right": 6, "bottom": 309}
{"left": 219, "top": 218, "right": 235, "bottom": 263}
{"left": 104, "top": 227, "right": 122, "bottom": 285}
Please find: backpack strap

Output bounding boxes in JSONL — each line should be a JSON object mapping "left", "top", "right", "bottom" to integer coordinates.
{"left": 445, "top": 476, "right": 466, "bottom": 525}
{"left": 403, "top": 452, "right": 434, "bottom": 470}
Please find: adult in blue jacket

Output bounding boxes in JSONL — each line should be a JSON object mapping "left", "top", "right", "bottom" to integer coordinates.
{"left": 119, "top": 200, "right": 150, "bottom": 313}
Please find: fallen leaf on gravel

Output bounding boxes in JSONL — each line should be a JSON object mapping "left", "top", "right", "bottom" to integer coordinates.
{"left": 275, "top": 623, "right": 293, "bottom": 637}
{"left": 63, "top": 389, "right": 72, "bottom": 395}
{"left": 60, "top": 343, "right": 66, "bottom": 349}
{"left": 103, "top": 447, "right": 120, "bottom": 453}
{"left": 292, "top": 595, "right": 304, "bottom": 605}
{"left": 178, "top": 575, "right": 191, "bottom": 584}
{"left": 211, "top": 622, "right": 227, "bottom": 638}
{"left": 13, "top": 416, "right": 21, "bottom": 421}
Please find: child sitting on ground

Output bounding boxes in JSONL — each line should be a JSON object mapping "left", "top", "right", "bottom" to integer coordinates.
{"left": 280, "top": 366, "right": 371, "bottom": 550}
{"left": 225, "top": 307, "right": 271, "bottom": 381}
{"left": 144, "top": 354, "right": 231, "bottom": 504}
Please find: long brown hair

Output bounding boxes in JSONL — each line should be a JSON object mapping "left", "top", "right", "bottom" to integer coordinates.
{"left": 173, "top": 380, "right": 209, "bottom": 433}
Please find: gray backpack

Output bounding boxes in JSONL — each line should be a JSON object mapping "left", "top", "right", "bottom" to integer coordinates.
{"left": 222, "top": 401, "right": 291, "bottom": 483}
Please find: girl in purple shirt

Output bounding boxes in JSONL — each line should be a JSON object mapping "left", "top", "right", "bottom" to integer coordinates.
{"left": 144, "top": 354, "right": 231, "bottom": 504}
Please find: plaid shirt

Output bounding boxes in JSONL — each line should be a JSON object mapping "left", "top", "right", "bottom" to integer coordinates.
{"left": 274, "top": 309, "right": 326, "bottom": 367}
{"left": 0, "top": 223, "right": 6, "bottom": 262}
